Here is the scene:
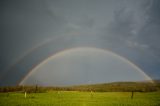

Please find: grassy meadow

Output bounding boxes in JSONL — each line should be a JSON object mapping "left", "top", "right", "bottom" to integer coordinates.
{"left": 0, "top": 81, "right": 160, "bottom": 106}
{"left": 0, "top": 91, "right": 160, "bottom": 106}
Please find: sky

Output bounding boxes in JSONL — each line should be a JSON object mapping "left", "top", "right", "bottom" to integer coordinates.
{"left": 0, "top": 0, "right": 160, "bottom": 86}
{"left": 20, "top": 48, "right": 153, "bottom": 86}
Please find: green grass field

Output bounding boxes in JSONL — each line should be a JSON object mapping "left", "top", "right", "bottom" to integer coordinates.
{"left": 0, "top": 91, "right": 160, "bottom": 106}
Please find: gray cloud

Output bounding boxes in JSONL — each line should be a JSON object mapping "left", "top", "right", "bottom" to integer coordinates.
{"left": 0, "top": 0, "right": 160, "bottom": 86}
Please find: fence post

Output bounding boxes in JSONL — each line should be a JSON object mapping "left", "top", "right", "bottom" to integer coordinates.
{"left": 131, "top": 91, "right": 134, "bottom": 99}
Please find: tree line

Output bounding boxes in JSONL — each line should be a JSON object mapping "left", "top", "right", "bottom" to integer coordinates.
{"left": 0, "top": 82, "right": 159, "bottom": 93}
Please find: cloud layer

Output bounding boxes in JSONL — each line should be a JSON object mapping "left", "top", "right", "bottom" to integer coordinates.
{"left": 0, "top": 0, "right": 160, "bottom": 85}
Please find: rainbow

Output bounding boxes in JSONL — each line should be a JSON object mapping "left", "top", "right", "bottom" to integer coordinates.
{"left": 19, "top": 47, "right": 154, "bottom": 85}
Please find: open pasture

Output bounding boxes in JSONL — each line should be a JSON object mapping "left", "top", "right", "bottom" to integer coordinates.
{"left": 0, "top": 91, "right": 160, "bottom": 106}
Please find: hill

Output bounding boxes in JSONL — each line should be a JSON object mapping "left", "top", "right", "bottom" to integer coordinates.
{"left": 0, "top": 81, "right": 160, "bottom": 93}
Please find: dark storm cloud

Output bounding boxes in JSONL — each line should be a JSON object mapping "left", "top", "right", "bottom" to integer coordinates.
{"left": 138, "top": 0, "right": 160, "bottom": 55}
{"left": 104, "top": 0, "right": 160, "bottom": 79}
{"left": 0, "top": 0, "right": 160, "bottom": 86}
{"left": 0, "top": 0, "right": 67, "bottom": 75}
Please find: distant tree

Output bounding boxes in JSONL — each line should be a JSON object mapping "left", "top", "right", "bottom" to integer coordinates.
{"left": 35, "top": 85, "right": 38, "bottom": 93}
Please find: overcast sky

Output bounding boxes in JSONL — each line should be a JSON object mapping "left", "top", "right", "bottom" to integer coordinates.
{"left": 20, "top": 48, "right": 153, "bottom": 86}
{"left": 0, "top": 0, "right": 160, "bottom": 86}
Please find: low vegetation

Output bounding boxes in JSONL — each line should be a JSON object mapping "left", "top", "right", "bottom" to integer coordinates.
{"left": 0, "top": 81, "right": 159, "bottom": 93}
{"left": 0, "top": 81, "right": 160, "bottom": 106}
{"left": 0, "top": 91, "right": 160, "bottom": 106}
